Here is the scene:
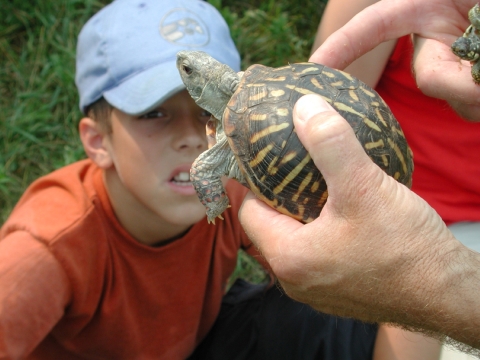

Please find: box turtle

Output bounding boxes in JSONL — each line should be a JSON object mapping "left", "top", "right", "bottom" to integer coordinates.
{"left": 451, "top": 3, "right": 480, "bottom": 83}
{"left": 176, "top": 51, "right": 413, "bottom": 224}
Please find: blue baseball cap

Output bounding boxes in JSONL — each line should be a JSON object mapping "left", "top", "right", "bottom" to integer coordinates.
{"left": 75, "top": 0, "right": 240, "bottom": 115}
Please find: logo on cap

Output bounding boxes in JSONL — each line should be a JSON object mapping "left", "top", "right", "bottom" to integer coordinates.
{"left": 160, "top": 8, "right": 210, "bottom": 46}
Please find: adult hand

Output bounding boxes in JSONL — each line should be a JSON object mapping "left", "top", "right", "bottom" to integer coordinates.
{"left": 239, "top": 94, "right": 480, "bottom": 350}
{"left": 309, "top": 0, "right": 480, "bottom": 121}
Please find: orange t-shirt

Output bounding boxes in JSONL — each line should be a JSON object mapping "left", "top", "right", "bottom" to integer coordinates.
{"left": 0, "top": 159, "right": 257, "bottom": 359}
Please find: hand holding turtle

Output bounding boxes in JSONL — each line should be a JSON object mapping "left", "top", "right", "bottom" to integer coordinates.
{"left": 310, "top": 0, "right": 480, "bottom": 121}
{"left": 239, "top": 94, "right": 480, "bottom": 351}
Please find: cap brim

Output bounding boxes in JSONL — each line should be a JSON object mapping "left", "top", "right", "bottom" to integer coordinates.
{"left": 103, "top": 59, "right": 185, "bottom": 116}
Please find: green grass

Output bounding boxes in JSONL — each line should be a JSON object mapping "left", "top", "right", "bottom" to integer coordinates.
{"left": 0, "top": 0, "right": 326, "bottom": 282}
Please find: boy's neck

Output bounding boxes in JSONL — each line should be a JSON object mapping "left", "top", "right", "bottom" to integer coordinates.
{"left": 101, "top": 169, "right": 192, "bottom": 246}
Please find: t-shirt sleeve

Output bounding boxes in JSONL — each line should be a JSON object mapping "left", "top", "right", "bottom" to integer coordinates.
{"left": 224, "top": 180, "right": 273, "bottom": 273}
{"left": 0, "top": 231, "right": 70, "bottom": 358}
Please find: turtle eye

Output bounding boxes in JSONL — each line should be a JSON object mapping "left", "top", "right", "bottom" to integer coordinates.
{"left": 182, "top": 65, "right": 193, "bottom": 75}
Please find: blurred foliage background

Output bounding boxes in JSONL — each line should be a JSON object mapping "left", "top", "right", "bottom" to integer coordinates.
{"left": 0, "top": 0, "right": 327, "bottom": 281}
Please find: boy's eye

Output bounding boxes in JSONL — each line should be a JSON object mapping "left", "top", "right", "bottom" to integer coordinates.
{"left": 138, "top": 110, "right": 166, "bottom": 119}
{"left": 199, "top": 110, "right": 212, "bottom": 124}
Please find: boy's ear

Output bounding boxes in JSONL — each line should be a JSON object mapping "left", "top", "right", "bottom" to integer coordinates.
{"left": 79, "top": 117, "right": 113, "bottom": 169}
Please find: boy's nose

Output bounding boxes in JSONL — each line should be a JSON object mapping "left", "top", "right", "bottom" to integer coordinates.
{"left": 173, "top": 116, "right": 207, "bottom": 151}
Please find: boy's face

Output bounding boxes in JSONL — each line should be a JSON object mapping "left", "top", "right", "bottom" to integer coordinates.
{"left": 99, "top": 90, "right": 212, "bottom": 244}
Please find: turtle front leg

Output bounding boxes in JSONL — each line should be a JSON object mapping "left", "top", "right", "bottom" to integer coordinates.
{"left": 191, "top": 136, "right": 236, "bottom": 224}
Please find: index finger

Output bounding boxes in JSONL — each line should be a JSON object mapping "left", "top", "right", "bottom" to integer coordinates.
{"left": 309, "top": 0, "right": 467, "bottom": 69}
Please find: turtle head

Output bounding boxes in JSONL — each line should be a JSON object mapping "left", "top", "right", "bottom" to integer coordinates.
{"left": 177, "top": 50, "right": 240, "bottom": 121}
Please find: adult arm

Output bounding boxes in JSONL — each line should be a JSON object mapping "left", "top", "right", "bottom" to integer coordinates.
{"left": 309, "top": 0, "right": 480, "bottom": 121}
{"left": 239, "top": 94, "right": 480, "bottom": 351}
{"left": 312, "top": 0, "right": 396, "bottom": 88}
{"left": 0, "top": 232, "right": 70, "bottom": 358}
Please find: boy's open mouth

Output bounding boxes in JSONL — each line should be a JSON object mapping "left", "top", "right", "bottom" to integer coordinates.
{"left": 171, "top": 172, "right": 192, "bottom": 186}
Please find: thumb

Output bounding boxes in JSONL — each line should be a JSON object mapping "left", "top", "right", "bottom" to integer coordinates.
{"left": 293, "top": 94, "right": 377, "bottom": 197}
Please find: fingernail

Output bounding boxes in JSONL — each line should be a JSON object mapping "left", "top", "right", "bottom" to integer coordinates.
{"left": 294, "top": 94, "right": 333, "bottom": 122}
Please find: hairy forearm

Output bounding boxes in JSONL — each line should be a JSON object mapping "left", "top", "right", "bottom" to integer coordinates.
{"left": 423, "top": 244, "right": 480, "bottom": 350}
{"left": 300, "top": 227, "right": 480, "bottom": 351}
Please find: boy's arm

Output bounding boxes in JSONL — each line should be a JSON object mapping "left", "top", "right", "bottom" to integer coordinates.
{"left": 0, "top": 232, "right": 70, "bottom": 358}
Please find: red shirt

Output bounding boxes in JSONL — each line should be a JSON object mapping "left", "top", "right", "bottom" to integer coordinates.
{"left": 375, "top": 36, "right": 480, "bottom": 225}
{"left": 0, "top": 159, "right": 257, "bottom": 359}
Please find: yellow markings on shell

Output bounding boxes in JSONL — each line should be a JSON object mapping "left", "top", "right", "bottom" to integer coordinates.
{"left": 300, "top": 66, "right": 320, "bottom": 75}
{"left": 381, "top": 155, "right": 389, "bottom": 167}
{"left": 333, "top": 101, "right": 364, "bottom": 119}
{"left": 393, "top": 172, "right": 401, "bottom": 180}
{"left": 303, "top": 216, "right": 315, "bottom": 224}
{"left": 387, "top": 138, "right": 408, "bottom": 174}
{"left": 296, "top": 204, "right": 305, "bottom": 219}
{"left": 311, "top": 180, "right": 320, "bottom": 193}
{"left": 349, "top": 90, "right": 359, "bottom": 102}
{"left": 249, "top": 90, "right": 268, "bottom": 102}
{"left": 318, "top": 190, "right": 329, "bottom": 206}
{"left": 375, "top": 108, "right": 388, "bottom": 127}
{"left": 330, "top": 81, "right": 344, "bottom": 87}
{"left": 276, "top": 108, "right": 289, "bottom": 116}
{"left": 310, "top": 77, "right": 324, "bottom": 90}
{"left": 392, "top": 126, "right": 406, "bottom": 138}
{"left": 265, "top": 76, "right": 287, "bottom": 81}
{"left": 286, "top": 84, "right": 316, "bottom": 95}
{"left": 250, "top": 122, "right": 290, "bottom": 143}
{"left": 267, "top": 156, "right": 279, "bottom": 176}
{"left": 273, "top": 154, "right": 311, "bottom": 195}
{"left": 246, "top": 83, "right": 266, "bottom": 87}
{"left": 364, "top": 139, "right": 385, "bottom": 150}
{"left": 360, "top": 87, "right": 376, "bottom": 98}
{"left": 250, "top": 113, "right": 268, "bottom": 121}
{"left": 363, "top": 118, "right": 382, "bottom": 132}
{"left": 249, "top": 143, "right": 275, "bottom": 168}
{"left": 323, "top": 71, "right": 336, "bottom": 78}
{"left": 292, "top": 172, "right": 312, "bottom": 202}
{"left": 340, "top": 71, "right": 354, "bottom": 81}
{"left": 270, "top": 89, "right": 285, "bottom": 97}
{"left": 279, "top": 151, "right": 297, "bottom": 165}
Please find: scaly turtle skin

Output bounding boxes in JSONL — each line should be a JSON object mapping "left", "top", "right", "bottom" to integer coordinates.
{"left": 451, "top": 3, "right": 480, "bottom": 84}
{"left": 176, "top": 51, "right": 413, "bottom": 224}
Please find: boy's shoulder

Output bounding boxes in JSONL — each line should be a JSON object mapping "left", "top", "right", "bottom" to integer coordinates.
{"left": 1, "top": 159, "right": 103, "bottom": 243}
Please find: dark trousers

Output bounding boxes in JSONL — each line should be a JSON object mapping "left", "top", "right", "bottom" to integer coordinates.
{"left": 189, "top": 279, "right": 377, "bottom": 360}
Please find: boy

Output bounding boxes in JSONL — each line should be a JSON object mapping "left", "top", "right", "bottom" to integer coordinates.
{"left": 0, "top": 0, "right": 434, "bottom": 359}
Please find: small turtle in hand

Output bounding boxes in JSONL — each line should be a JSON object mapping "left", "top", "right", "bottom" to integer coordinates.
{"left": 452, "top": 3, "right": 480, "bottom": 83}
{"left": 176, "top": 51, "right": 413, "bottom": 224}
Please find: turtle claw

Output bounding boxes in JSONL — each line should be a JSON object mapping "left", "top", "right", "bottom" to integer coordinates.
{"left": 206, "top": 205, "right": 233, "bottom": 224}
{"left": 207, "top": 214, "right": 224, "bottom": 225}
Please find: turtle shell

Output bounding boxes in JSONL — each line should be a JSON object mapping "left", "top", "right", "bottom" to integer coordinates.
{"left": 222, "top": 62, "right": 413, "bottom": 223}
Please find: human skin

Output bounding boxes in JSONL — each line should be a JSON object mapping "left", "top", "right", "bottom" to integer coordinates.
{"left": 311, "top": 0, "right": 396, "bottom": 88}
{"left": 313, "top": 0, "right": 443, "bottom": 357}
{"left": 80, "top": 90, "right": 212, "bottom": 245}
{"left": 309, "top": 0, "right": 480, "bottom": 121}
{"left": 239, "top": 94, "right": 480, "bottom": 351}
